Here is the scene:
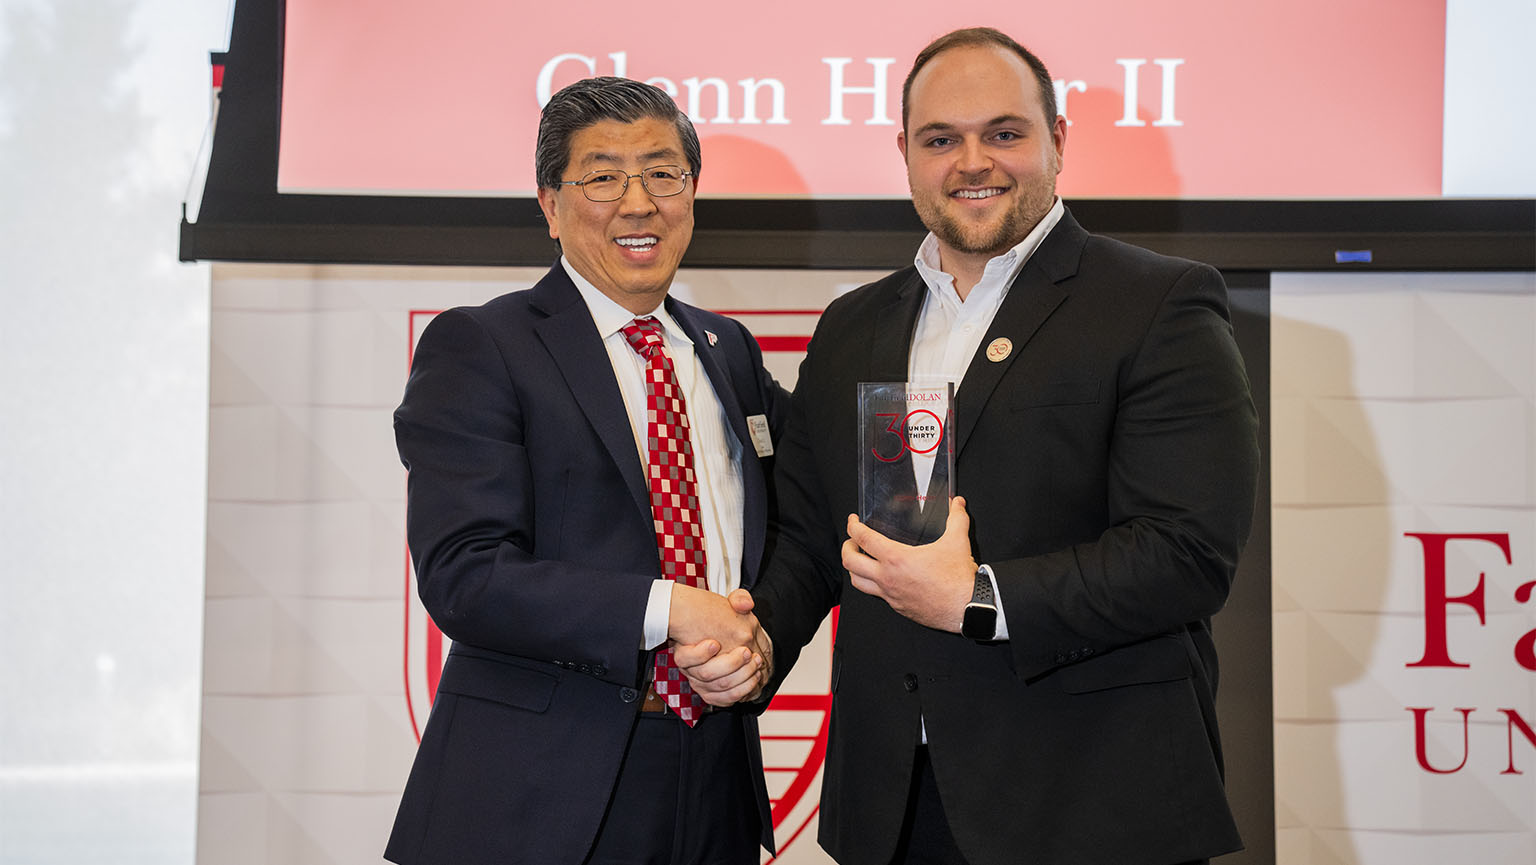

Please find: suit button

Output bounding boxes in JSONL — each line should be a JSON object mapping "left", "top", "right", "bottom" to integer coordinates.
{"left": 593, "top": 665, "right": 607, "bottom": 676}
{"left": 577, "top": 664, "right": 591, "bottom": 674}
{"left": 619, "top": 687, "right": 640, "bottom": 703}
{"left": 903, "top": 674, "right": 918, "bottom": 692}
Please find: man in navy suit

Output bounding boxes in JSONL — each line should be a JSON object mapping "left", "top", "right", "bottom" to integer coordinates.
{"left": 384, "top": 76, "right": 786, "bottom": 865}
{"left": 687, "top": 27, "right": 1259, "bottom": 865}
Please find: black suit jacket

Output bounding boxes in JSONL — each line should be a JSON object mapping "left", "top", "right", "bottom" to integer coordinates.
{"left": 384, "top": 264, "right": 787, "bottom": 865}
{"left": 753, "top": 208, "right": 1260, "bottom": 865}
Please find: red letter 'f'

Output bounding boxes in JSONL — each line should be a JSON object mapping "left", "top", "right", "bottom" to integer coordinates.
{"left": 1404, "top": 533, "right": 1510, "bottom": 668}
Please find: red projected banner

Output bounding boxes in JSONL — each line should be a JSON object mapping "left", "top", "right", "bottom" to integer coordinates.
{"left": 278, "top": 0, "right": 1445, "bottom": 199}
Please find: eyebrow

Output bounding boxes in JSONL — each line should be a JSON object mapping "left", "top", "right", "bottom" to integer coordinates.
{"left": 912, "top": 114, "right": 1036, "bottom": 138}
{"left": 577, "top": 148, "right": 682, "bottom": 167}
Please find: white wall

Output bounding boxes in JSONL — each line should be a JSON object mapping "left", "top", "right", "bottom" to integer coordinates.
{"left": 1272, "top": 271, "right": 1536, "bottom": 864}
{"left": 0, "top": 1, "right": 228, "bottom": 862}
{"left": 1443, "top": 0, "right": 1536, "bottom": 195}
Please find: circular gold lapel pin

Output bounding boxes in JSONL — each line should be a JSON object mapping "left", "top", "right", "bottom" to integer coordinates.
{"left": 985, "top": 337, "right": 1013, "bottom": 363}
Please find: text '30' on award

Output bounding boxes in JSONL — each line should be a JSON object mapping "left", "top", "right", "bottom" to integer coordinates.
{"left": 857, "top": 381, "right": 955, "bottom": 545}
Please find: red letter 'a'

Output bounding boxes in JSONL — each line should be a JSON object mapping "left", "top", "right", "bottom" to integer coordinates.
{"left": 1409, "top": 707, "right": 1474, "bottom": 774}
{"left": 1499, "top": 709, "right": 1536, "bottom": 775}
{"left": 1515, "top": 581, "right": 1536, "bottom": 672}
{"left": 1404, "top": 533, "right": 1510, "bottom": 668}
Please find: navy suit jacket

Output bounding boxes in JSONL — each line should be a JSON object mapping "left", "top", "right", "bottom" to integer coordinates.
{"left": 385, "top": 264, "right": 786, "bottom": 865}
{"left": 753, "top": 208, "right": 1260, "bottom": 865}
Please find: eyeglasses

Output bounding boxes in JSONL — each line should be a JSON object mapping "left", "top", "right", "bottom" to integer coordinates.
{"left": 558, "top": 164, "right": 694, "bottom": 202}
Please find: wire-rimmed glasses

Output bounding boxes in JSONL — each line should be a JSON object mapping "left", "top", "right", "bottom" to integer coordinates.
{"left": 558, "top": 164, "right": 694, "bottom": 202}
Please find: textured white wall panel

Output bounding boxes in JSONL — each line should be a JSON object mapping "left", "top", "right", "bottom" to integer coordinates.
{"left": 1272, "top": 271, "right": 1536, "bottom": 865}
{"left": 202, "top": 262, "right": 858, "bottom": 864}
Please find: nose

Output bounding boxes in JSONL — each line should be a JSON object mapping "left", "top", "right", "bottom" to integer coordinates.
{"left": 955, "top": 137, "right": 992, "bottom": 175}
{"left": 616, "top": 172, "right": 658, "bottom": 216}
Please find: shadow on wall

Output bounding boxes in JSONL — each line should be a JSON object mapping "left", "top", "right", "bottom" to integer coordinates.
{"left": 1269, "top": 311, "right": 1389, "bottom": 865}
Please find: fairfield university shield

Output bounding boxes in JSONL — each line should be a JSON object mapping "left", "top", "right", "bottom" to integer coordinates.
{"left": 402, "top": 306, "right": 836, "bottom": 862}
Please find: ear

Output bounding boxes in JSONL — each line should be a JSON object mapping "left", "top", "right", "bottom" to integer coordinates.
{"left": 1050, "top": 114, "right": 1067, "bottom": 174}
{"left": 896, "top": 129, "right": 909, "bottom": 162}
{"left": 536, "top": 187, "right": 561, "bottom": 240}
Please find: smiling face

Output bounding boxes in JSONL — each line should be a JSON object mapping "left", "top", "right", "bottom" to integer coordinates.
{"left": 898, "top": 43, "right": 1066, "bottom": 275}
{"left": 536, "top": 116, "right": 696, "bottom": 315}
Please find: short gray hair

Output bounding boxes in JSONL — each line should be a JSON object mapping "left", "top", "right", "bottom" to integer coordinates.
{"left": 535, "top": 77, "right": 702, "bottom": 190}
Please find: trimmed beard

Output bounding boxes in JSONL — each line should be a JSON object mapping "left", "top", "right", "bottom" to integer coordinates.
{"left": 911, "top": 178, "right": 1056, "bottom": 258}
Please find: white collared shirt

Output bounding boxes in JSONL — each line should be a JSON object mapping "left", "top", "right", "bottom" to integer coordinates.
{"left": 561, "top": 258, "right": 746, "bottom": 650}
{"left": 909, "top": 197, "right": 1065, "bottom": 388}
{"left": 905, "top": 197, "right": 1066, "bottom": 647}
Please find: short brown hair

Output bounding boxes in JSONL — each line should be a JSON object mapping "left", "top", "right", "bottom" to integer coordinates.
{"left": 901, "top": 27, "right": 1058, "bottom": 132}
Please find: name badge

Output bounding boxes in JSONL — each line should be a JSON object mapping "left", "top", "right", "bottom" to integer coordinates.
{"left": 746, "top": 414, "right": 774, "bottom": 457}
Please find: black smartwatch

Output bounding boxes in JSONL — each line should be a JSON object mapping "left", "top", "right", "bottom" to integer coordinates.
{"left": 961, "top": 565, "right": 999, "bottom": 641}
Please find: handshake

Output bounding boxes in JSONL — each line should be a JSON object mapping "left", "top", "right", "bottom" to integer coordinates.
{"left": 666, "top": 585, "right": 772, "bottom": 707}
{"left": 659, "top": 497, "right": 980, "bottom": 708}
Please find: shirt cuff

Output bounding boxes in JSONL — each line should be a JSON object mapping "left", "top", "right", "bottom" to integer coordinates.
{"left": 980, "top": 564, "right": 1009, "bottom": 641}
{"left": 642, "top": 580, "right": 674, "bottom": 650}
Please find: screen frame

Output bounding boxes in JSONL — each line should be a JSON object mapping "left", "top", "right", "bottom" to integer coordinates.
{"left": 180, "top": 0, "right": 1534, "bottom": 271}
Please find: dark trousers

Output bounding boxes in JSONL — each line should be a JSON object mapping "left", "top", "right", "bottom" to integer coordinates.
{"left": 891, "top": 746, "right": 1209, "bottom": 865}
{"left": 583, "top": 710, "right": 759, "bottom": 865}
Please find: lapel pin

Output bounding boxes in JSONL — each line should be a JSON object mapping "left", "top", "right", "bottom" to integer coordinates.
{"left": 986, "top": 337, "right": 1013, "bottom": 363}
{"left": 705, "top": 330, "right": 718, "bottom": 347}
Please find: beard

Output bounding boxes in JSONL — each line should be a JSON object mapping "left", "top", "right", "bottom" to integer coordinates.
{"left": 911, "top": 173, "right": 1057, "bottom": 258}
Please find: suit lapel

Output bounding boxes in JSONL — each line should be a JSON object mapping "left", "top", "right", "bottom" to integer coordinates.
{"left": 870, "top": 270, "right": 927, "bottom": 380}
{"left": 669, "top": 300, "right": 752, "bottom": 456}
{"left": 668, "top": 300, "right": 772, "bottom": 587}
{"left": 867, "top": 271, "right": 933, "bottom": 540}
{"left": 954, "top": 210, "right": 1088, "bottom": 458}
{"left": 528, "top": 266, "right": 651, "bottom": 519}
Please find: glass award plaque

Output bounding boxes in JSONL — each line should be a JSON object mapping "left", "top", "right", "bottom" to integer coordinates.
{"left": 857, "top": 381, "right": 955, "bottom": 545}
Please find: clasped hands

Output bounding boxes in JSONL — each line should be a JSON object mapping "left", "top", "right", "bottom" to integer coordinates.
{"left": 667, "top": 584, "right": 773, "bottom": 707}
{"left": 668, "top": 496, "right": 978, "bottom": 706}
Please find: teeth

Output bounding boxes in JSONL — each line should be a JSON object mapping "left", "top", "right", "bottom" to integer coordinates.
{"left": 954, "top": 188, "right": 1002, "bottom": 199}
{"left": 616, "top": 237, "right": 657, "bottom": 248}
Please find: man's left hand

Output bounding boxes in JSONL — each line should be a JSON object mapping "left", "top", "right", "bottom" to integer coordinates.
{"left": 843, "top": 496, "right": 978, "bottom": 632}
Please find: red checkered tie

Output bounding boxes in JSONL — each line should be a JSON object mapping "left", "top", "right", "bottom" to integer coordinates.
{"left": 621, "top": 316, "right": 709, "bottom": 726}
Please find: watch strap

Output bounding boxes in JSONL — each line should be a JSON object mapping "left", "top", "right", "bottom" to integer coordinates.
{"left": 970, "top": 566, "right": 994, "bottom": 606}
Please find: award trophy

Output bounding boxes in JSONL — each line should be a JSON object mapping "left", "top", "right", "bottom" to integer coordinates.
{"left": 857, "top": 381, "right": 955, "bottom": 545}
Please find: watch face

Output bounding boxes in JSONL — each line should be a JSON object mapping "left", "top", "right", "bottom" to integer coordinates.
{"left": 963, "top": 604, "right": 997, "bottom": 639}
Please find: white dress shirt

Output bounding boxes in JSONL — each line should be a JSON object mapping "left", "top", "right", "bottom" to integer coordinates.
{"left": 907, "top": 196, "right": 1066, "bottom": 645}
{"left": 561, "top": 258, "right": 746, "bottom": 650}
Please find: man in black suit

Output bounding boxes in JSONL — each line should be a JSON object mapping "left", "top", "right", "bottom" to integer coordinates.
{"left": 685, "top": 26, "right": 1259, "bottom": 865}
{"left": 384, "top": 77, "right": 785, "bottom": 865}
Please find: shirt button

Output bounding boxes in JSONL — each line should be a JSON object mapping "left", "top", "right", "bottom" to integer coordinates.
{"left": 903, "top": 674, "right": 919, "bottom": 692}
